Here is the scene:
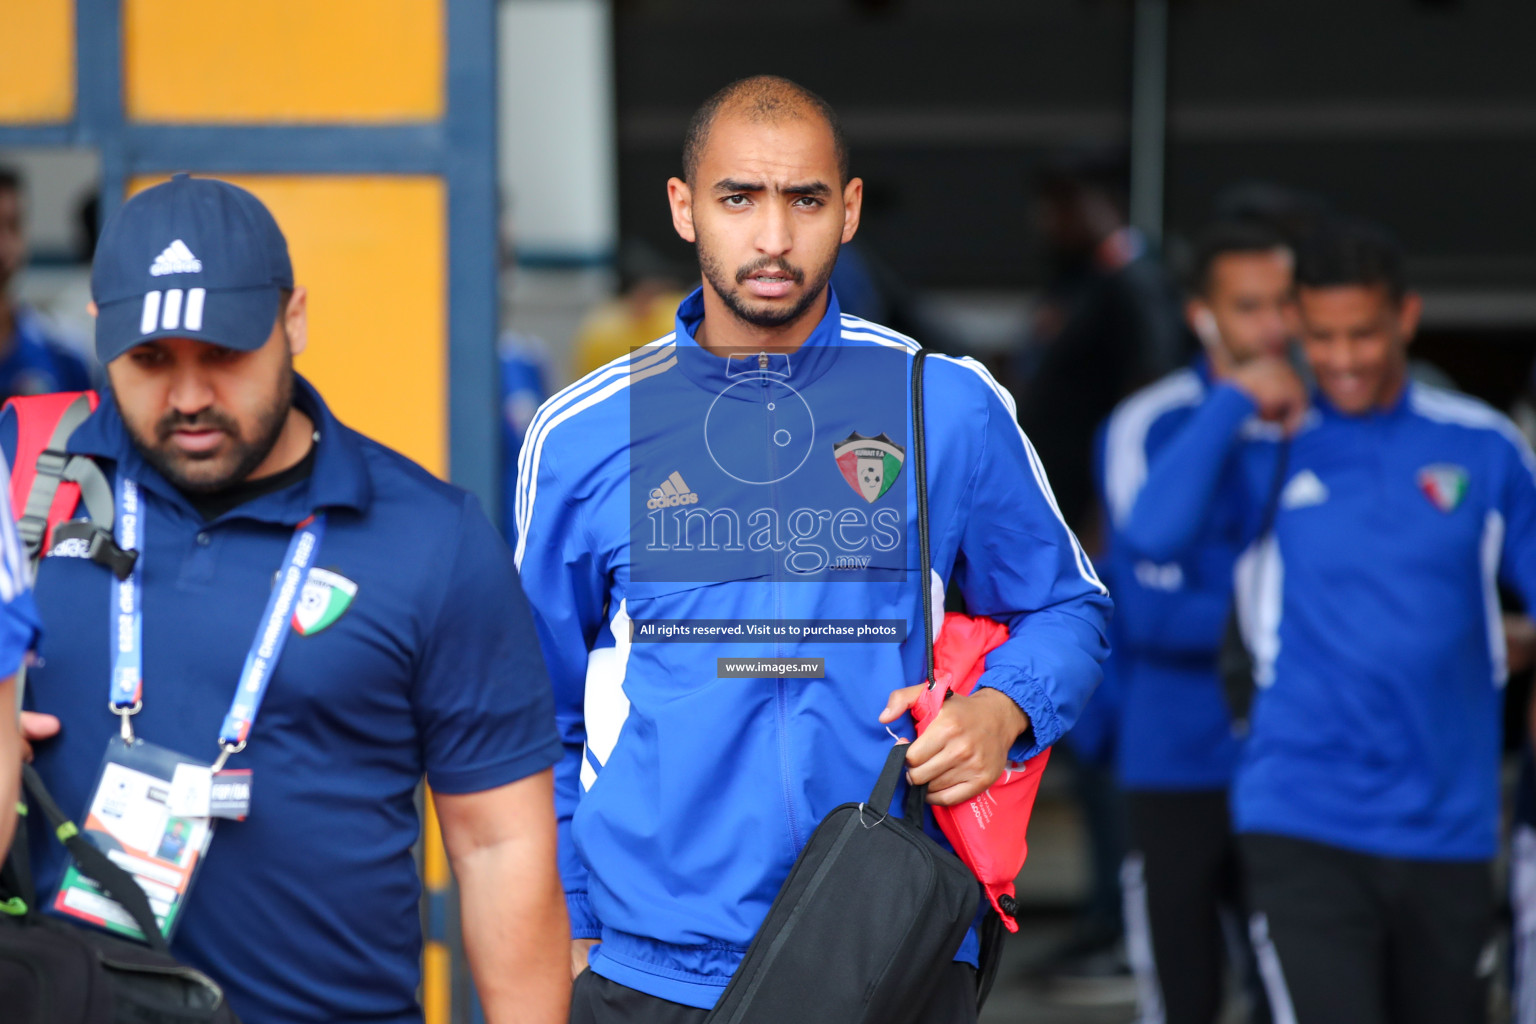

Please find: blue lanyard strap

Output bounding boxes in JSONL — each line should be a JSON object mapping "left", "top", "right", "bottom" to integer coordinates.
{"left": 110, "top": 475, "right": 326, "bottom": 760}
{"left": 110, "top": 478, "right": 144, "bottom": 720}
{"left": 218, "top": 513, "right": 325, "bottom": 752}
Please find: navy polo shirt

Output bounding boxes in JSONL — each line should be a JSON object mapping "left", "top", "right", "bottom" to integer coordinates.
{"left": 9, "top": 376, "right": 561, "bottom": 1024}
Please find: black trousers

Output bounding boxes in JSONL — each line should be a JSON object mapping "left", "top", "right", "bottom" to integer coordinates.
{"left": 1241, "top": 832, "right": 1493, "bottom": 1024}
{"left": 569, "top": 963, "right": 979, "bottom": 1024}
{"left": 1124, "top": 790, "right": 1266, "bottom": 1024}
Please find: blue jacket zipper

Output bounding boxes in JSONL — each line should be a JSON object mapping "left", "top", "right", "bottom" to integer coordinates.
{"left": 762, "top": 363, "right": 804, "bottom": 853}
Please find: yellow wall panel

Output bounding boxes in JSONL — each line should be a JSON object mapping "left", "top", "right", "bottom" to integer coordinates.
{"left": 125, "top": 0, "right": 443, "bottom": 123}
{"left": 130, "top": 175, "right": 447, "bottom": 477}
{"left": 0, "top": 0, "right": 74, "bottom": 123}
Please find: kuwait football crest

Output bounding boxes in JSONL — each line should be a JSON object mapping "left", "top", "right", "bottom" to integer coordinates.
{"left": 292, "top": 568, "right": 358, "bottom": 636}
{"left": 833, "top": 432, "right": 905, "bottom": 504}
{"left": 1418, "top": 464, "right": 1469, "bottom": 513}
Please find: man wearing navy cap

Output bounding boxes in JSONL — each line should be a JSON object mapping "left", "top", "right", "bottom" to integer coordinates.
{"left": 13, "top": 174, "right": 569, "bottom": 1024}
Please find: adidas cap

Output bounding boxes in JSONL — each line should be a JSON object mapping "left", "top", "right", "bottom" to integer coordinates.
{"left": 91, "top": 173, "right": 294, "bottom": 363}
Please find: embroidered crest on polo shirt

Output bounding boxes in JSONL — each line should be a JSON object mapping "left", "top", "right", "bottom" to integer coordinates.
{"left": 1418, "top": 464, "right": 1469, "bottom": 513}
{"left": 1280, "top": 469, "right": 1329, "bottom": 510}
{"left": 149, "top": 240, "right": 202, "bottom": 276}
{"left": 292, "top": 567, "right": 358, "bottom": 635}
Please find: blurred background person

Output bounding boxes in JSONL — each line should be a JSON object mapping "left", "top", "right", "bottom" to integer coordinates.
{"left": 499, "top": 326, "right": 551, "bottom": 542}
{"left": 1013, "top": 152, "right": 1193, "bottom": 999}
{"left": 568, "top": 240, "right": 691, "bottom": 379}
{"left": 1124, "top": 219, "right": 1531, "bottom": 1024}
{"left": 1098, "top": 220, "right": 1295, "bottom": 1024}
{"left": 0, "top": 168, "right": 90, "bottom": 401}
{"left": 1012, "top": 151, "right": 1192, "bottom": 547}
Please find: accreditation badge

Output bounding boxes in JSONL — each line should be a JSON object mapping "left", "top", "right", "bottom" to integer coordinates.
{"left": 51, "top": 739, "right": 218, "bottom": 942}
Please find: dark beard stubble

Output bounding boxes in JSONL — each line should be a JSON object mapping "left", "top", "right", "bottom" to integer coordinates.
{"left": 698, "top": 246, "right": 837, "bottom": 331}
{"left": 115, "top": 366, "right": 295, "bottom": 495}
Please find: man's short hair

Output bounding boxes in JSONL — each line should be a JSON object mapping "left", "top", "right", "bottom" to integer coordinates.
{"left": 1188, "top": 220, "right": 1290, "bottom": 297}
{"left": 0, "top": 166, "right": 21, "bottom": 197}
{"left": 682, "top": 75, "right": 850, "bottom": 186}
{"left": 1295, "top": 217, "right": 1408, "bottom": 302}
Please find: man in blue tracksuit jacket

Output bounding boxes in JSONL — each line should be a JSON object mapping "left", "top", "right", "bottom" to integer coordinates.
{"left": 1123, "top": 218, "right": 1536, "bottom": 1024}
{"left": 516, "top": 76, "right": 1111, "bottom": 1024}
{"left": 1097, "top": 221, "right": 1294, "bottom": 1024}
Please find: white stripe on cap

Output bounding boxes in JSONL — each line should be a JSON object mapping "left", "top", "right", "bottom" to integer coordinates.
{"left": 161, "top": 289, "right": 183, "bottom": 331}
{"left": 140, "top": 291, "right": 162, "bottom": 334}
{"left": 184, "top": 288, "right": 206, "bottom": 331}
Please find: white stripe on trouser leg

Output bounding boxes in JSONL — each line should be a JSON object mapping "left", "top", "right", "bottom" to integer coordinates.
{"left": 1511, "top": 825, "right": 1536, "bottom": 1023}
{"left": 161, "top": 288, "right": 183, "bottom": 330}
{"left": 1121, "top": 852, "right": 1165, "bottom": 1024}
{"left": 140, "top": 291, "right": 162, "bottom": 334}
{"left": 1248, "top": 913, "right": 1298, "bottom": 1024}
{"left": 184, "top": 288, "right": 206, "bottom": 331}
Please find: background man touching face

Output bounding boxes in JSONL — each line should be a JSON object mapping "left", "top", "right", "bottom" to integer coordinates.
{"left": 1096, "top": 220, "right": 1296, "bottom": 1024}
{"left": 1124, "top": 219, "right": 1534, "bottom": 1024}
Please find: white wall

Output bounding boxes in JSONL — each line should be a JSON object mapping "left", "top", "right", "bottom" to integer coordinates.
{"left": 498, "top": 0, "right": 617, "bottom": 263}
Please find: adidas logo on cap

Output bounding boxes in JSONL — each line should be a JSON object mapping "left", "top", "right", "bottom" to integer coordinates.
{"left": 149, "top": 239, "right": 203, "bottom": 277}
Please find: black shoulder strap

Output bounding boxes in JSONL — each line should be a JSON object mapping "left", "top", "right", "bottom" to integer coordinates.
{"left": 906, "top": 351, "right": 937, "bottom": 817}
{"left": 0, "top": 799, "right": 36, "bottom": 913}
{"left": 911, "top": 350, "right": 1006, "bottom": 1009}
{"left": 911, "top": 350, "right": 936, "bottom": 688}
{"left": 19, "top": 763, "right": 170, "bottom": 953}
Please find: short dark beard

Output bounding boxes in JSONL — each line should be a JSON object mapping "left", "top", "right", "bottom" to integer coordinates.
{"left": 114, "top": 368, "right": 294, "bottom": 495}
{"left": 698, "top": 249, "right": 836, "bottom": 330}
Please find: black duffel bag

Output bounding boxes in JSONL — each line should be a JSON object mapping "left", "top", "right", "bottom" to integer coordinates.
{"left": 0, "top": 764, "right": 240, "bottom": 1024}
{"left": 704, "top": 742, "right": 980, "bottom": 1024}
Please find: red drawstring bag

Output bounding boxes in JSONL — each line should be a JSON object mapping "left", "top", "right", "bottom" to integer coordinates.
{"left": 910, "top": 611, "right": 1052, "bottom": 934}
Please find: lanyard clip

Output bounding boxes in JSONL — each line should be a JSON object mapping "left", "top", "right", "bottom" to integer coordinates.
{"left": 47, "top": 522, "right": 138, "bottom": 580}
{"left": 211, "top": 740, "right": 245, "bottom": 774}
{"left": 111, "top": 700, "right": 141, "bottom": 743}
{"left": 89, "top": 531, "right": 138, "bottom": 581}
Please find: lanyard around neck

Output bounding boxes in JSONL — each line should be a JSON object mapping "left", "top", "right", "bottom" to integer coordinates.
{"left": 110, "top": 474, "right": 325, "bottom": 768}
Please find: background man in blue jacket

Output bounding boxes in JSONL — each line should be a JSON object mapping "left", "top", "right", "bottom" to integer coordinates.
{"left": 515, "top": 75, "right": 1111, "bottom": 1024}
{"left": 1124, "top": 219, "right": 1536, "bottom": 1024}
{"left": 1097, "top": 220, "right": 1294, "bottom": 1024}
{"left": 0, "top": 168, "right": 93, "bottom": 401}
